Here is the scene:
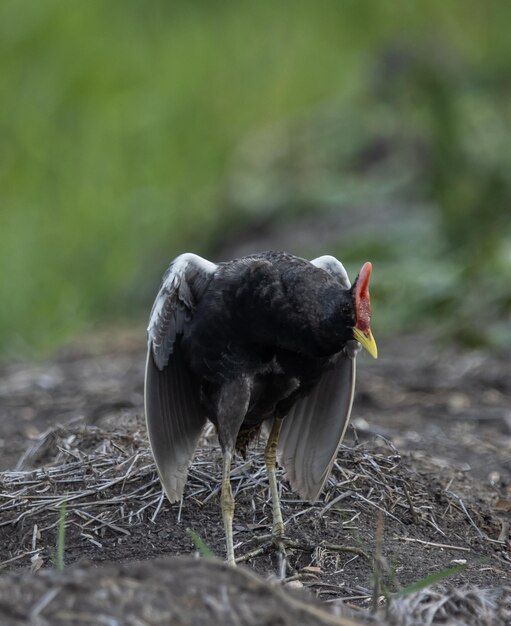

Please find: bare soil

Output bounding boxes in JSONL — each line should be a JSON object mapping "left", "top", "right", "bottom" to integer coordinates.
{"left": 0, "top": 331, "right": 510, "bottom": 624}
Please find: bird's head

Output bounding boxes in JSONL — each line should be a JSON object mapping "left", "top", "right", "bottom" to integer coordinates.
{"left": 351, "top": 262, "right": 378, "bottom": 359}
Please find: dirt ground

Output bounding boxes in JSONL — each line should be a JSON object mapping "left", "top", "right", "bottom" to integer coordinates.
{"left": 0, "top": 331, "right": 510, "bottom": 624}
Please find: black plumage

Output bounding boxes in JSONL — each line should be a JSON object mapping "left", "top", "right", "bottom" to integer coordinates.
{"left": 144, "top": 251, "right": 377, "bottom": 564}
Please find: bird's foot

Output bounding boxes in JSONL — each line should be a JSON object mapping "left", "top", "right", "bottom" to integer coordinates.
{"left": 236, "top": 536, "right": 371, "bottom": 572}
{"left": 235, "top": 530, "right": 302, "bottom": 578}
{"left": 272, "top": 532, "right": 289, "bottom": 579}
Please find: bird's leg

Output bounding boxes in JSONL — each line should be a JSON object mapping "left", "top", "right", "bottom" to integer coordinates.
{"left": 215, "top": 375, "right": 251, "bottom": 566}
{"left": 220, "top": 449, "right": 236, "bottom": 566}
{"left": 264, "top": 417, "right": 284, "bottom": 538}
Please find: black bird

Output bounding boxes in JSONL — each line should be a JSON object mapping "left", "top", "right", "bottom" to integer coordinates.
{"left": 144, "top": 251, "right": 377, "bottom": 565}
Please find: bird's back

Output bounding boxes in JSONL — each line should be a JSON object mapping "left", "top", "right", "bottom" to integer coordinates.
{"left": 180, "top": 251, "right": 350, "bottom": 450}
{"left": 185, "top": 251, "right": 348, "bottom": 369}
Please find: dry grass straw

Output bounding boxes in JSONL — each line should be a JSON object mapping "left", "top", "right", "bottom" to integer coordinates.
{"left": 0, "top": 421, "right": 509, "bottom": 624}
{"left": 0, "top": 421, "right": 505, "bottom": 569}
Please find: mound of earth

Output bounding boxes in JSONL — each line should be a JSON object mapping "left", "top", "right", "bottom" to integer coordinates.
{"left": 0, "top": 332, "right": 509, "bottom": 624}
{"left": 0, "top": 556, "right": 509, "bottom": 626}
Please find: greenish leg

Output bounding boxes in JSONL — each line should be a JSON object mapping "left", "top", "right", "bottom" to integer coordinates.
{"left": 220, "top": 449, "right": 236, "bottom": 566}
{"left": 264, "top": 417, "right": 284, "bottom": 538}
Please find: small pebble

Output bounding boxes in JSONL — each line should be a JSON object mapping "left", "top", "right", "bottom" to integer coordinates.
{"left": 285, "top": 580, "right": 304, "bottom": 590}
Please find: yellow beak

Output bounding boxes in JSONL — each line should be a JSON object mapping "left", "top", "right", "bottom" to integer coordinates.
{"left": 353, "top": 327, "right": 378, "bottom": 359}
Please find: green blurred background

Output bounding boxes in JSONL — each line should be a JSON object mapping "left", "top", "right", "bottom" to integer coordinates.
{"left": 1, "top": 0, "right": 510, "bottom": 358}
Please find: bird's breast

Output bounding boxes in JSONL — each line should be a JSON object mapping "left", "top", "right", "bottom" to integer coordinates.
{"left": 243, "top": 359, "right": 301, "bottom": 423}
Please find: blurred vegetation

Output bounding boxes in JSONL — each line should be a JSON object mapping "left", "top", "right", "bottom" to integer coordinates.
{"left": 228, "top": 43, "right": 511, "bottom": 347}
{"left": 1, "top": 0, "right": 510, "bottom": 357}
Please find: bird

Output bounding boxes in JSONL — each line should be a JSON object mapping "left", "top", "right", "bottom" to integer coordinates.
{"left": 144, "top": 251, "right": 377, "bottom": 565}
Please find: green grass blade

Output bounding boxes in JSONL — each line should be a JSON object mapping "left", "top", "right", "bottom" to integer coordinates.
{"left": 393, "top": 562, "right": 469, "bottom": 597}
{"left": 187, "top": 528, "right": 214, "bottom": 559}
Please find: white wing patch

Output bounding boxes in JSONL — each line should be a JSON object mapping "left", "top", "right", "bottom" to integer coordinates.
{"left": 148, "top": 253, "right": 217, "bottom": 369}
{"left": 310, "top": 255, "right": 351, "bottom": 289}
{"left": 148, "top": 253, "right": 217, "bottom": 338}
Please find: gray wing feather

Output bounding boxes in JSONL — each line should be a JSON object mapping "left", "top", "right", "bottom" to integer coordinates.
{"left": 145, "top": 345, "right": 206, "bottom": 501}
{"left": 144, "top": 253, "right": 217, "bottom": 502}
{"left": 276, "top": 354, "right": 356, "bottom": 501}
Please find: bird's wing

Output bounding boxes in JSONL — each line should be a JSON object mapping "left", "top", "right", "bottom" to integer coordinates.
{"left": 276, "top": 351, "right": 357, "bottom": 502}
{"left": 276, "top": 254, "right": 357, "bottom": 502}
{"left": 310, "top": 255, "right": 351, "bottom": 289}
{"left": 144, "top": 253, "right": 217, "bottom": 502}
